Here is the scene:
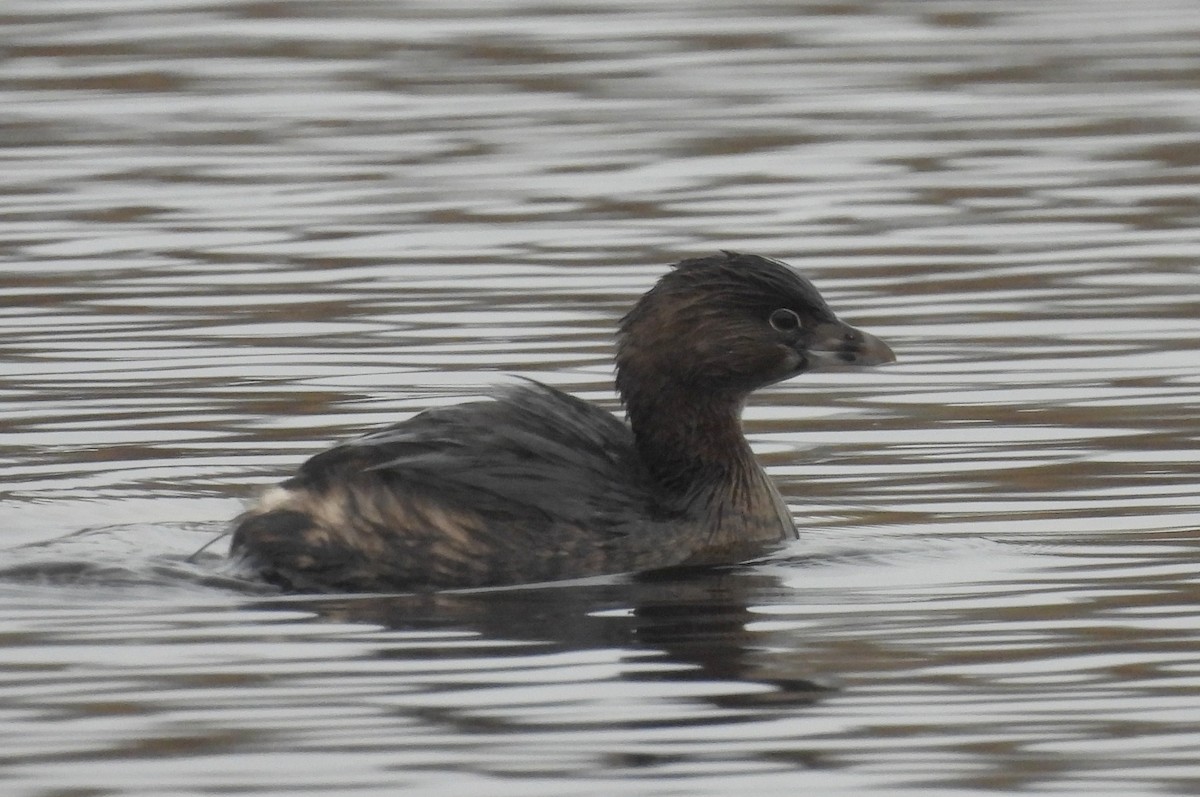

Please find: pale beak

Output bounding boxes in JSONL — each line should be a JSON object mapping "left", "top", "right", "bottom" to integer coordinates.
{"left": 803, "top": 319, "right": 895, "bottom": 370}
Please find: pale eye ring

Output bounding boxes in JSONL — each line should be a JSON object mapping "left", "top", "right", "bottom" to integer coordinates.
{"left": 769, "top": 308, "right": 802, "bottom": 333}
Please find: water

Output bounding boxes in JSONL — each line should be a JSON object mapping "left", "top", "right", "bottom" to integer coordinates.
{"left": 3, "top": 0, "right": 1200, "bottom": 794}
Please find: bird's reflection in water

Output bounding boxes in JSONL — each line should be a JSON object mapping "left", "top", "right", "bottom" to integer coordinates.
{"left": 266, "top": 564, "right": 833, "bottom": 715}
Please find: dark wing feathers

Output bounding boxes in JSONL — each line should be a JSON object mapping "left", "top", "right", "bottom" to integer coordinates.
{"left": 239, "top": 380, "right": 688, "bottom": 591}
{"left": 296, "top": 381, "right": 652, "bottom": 525}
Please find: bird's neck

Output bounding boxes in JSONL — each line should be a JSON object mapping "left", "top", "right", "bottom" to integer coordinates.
{"left": 624, "top": 386, "right": 795, "bottom": 551}
{"left": 621, "top": 384, "right": 766, "bottom": 502}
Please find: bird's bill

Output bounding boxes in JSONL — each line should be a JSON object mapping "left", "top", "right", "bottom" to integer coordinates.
{"left": 804, "top": 320, "right": 895, "bottom": 370}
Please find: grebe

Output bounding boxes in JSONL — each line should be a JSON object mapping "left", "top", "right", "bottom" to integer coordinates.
{"left": 230, "top": 252, "right": 894, "bottom": 591}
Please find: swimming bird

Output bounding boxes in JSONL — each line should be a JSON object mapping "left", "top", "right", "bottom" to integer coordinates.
{"left": 230, "top": 252, "right": 894, "bottom": 591}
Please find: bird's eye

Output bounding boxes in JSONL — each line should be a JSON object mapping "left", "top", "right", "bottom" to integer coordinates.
{"left": 769, "top": 308, "right": 802, "bottom": 333}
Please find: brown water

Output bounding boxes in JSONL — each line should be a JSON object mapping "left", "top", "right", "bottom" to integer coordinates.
{"left": 3, "top": 1, "right": 1200, "bottom": 794}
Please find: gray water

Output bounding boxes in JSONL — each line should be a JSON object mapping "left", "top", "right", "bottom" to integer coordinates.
{"left": 3, "top": 1, "right": 1200, "bottom": 794}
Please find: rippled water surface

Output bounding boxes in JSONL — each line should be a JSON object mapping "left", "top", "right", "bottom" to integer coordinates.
{"left": 3, "top": 1, "right": 1200, "bottom": 794}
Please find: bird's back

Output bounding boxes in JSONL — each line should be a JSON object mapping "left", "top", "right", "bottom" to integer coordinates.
{"left": 231, "top": 382, "right": 683, "bottom": 591}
